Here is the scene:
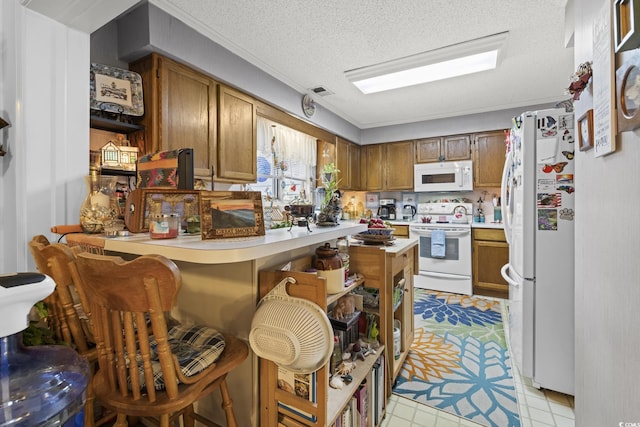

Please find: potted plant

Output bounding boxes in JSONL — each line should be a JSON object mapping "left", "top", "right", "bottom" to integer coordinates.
{"left": 318, "top": 163, "right": 342, "bottom": 225}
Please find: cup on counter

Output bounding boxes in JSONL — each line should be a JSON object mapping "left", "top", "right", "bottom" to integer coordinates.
{"left": 149, "top": 214, "right": 180, "bottom": 239}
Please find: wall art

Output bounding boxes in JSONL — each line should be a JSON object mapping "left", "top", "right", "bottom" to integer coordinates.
{"left": 615, "top": 48, "right": 640, "bottom": 132}
{"left": 90, "top": 63, "right": 144, "bottom": 116}
{"left": 614, "top": 0, "right": 640, "bottom": 52}
{"left": 578, "top": 109, "right": 595, "bottom": 151}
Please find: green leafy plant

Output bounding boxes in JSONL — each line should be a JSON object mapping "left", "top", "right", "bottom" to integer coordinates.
{"left": 320, "top": 162, "right": 341, "bottom": 208}
{"left": 21, "top": 301, "right": 59, "bottom": 346}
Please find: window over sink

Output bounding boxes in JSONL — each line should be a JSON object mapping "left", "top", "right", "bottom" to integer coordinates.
{"left": 254, "top": 117, "right": 317, "bottom": 221}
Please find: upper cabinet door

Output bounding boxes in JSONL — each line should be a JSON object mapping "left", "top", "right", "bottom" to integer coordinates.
{"left": 217, "top": 85, "right": 257, "bottom": 182}
{"left": 415, "top": 135, "right": 471, "bottom": 163}
{"left": 415, "top": 137, "right": 443, "bottom": 163}
{"left": 473, "top": 131, "right": 507, "bottom": 187}
{"left": 348, "top": 142, "right": 361, "bottom": 191}
{"left": 442, "top": 135, "right": 471, "bottom": 161}
{"left": 336, "top": 137, "right": 351, "bottom": 189}
{"left": 362, "top": 144, "right": 383, "bottom": 191}
{"left": 159, "top": 57, "right": 217, "bottom": 177}
{"left": 384, "top": 141, "right": 414, "bottom": 190}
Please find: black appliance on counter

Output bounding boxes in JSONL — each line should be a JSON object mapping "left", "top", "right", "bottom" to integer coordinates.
{"left": 377, "top": 198, "right": 396, "bottom": 220}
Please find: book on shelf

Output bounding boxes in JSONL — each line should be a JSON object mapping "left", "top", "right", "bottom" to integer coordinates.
{"left": 374, "top": 354, "right": 385, "bottom": 425}
{"left": 350, "top": 396, "right": 359, "bottom": 427}
{"left": 276, "top": 366, "right": 317, "bottom": 423}
{"left": 354, "top": 384, "right": 367, "bottom": 427}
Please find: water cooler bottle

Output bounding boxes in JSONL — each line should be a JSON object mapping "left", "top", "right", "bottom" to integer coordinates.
{"left": 0, "top": 272, "right": 89, "bottom": 426}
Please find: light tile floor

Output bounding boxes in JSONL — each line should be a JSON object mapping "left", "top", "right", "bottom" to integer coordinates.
{"left": 383, "top": 294, "right": 575, "bottom": 427}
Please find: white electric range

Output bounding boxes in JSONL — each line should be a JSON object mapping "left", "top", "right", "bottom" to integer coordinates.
{"left": 409, "top": 202, "right": 473, "bottom": 295}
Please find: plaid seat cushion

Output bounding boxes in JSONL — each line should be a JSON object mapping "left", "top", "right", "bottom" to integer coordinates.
{"left": 132, "top": 323, "right": 226, "bottom": 390}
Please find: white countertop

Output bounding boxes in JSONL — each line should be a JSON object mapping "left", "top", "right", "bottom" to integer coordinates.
{"left": 104, "top": 221, "right": 368, "bottom": 264}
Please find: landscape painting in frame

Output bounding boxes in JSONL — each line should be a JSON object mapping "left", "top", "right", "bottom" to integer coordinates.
{"left": 200, "top": 191, "right": 265, "bottom": 239}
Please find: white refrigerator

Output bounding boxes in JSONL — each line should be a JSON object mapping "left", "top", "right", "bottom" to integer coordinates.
{"left": 500, "top": 108, "right": 575, "bottom": 395}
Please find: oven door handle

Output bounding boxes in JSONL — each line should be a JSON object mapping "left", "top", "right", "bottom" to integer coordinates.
{"left": 417, "top": 271, "right": 470, "bottom": 280}
{"left": 411, "top": 228, "right": 470, "bottom": 237}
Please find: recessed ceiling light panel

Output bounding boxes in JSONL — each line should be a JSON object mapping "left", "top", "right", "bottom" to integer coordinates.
{"left": 345, "top": 31, "right": 509, "bottom": 94}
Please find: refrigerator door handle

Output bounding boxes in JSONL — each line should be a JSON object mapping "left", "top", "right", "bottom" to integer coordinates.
{"left": 501, "top": 149, "right": 514, "bottom": 245}
{"left": 500, "top": 263, "right": 519, "bottom": 287}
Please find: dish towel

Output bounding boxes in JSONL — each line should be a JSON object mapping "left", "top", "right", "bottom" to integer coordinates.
{"left": 431, "top": 229, "right": 446, "bottom": 258}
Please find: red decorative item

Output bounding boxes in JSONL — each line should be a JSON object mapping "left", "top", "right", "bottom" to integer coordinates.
{"left": 567, "top": 62, "right": 593, "bottom": 100}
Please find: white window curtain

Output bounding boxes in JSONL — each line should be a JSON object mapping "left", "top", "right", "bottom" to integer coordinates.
{"left": 257, "top": 117, "right": 317, "bottom": 168}
{"left": 256, "top": 117, "right": 317, "bottom": 203}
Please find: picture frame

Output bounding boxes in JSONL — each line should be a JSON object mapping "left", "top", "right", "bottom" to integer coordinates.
{"left": 578, "top": 110, "right": 594, "bottom": 152}
{"left": 124, "top": 189, "right": 200, "bottom": 233}
{"left": 614, "top": 0, "right": 640, "bottom": 53}
{"left": 90, "top": 63, "right": 144, "bottom": 116}
{"left": 200, "top": 191, "right": 265, "bottom": 239}
{"left": 615, "top": 49, "right": 640, "bottom": 132}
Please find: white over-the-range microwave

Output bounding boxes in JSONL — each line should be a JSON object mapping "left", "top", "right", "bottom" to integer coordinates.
{"left": 413, "top": 160, "right": 473, "bottom": 192}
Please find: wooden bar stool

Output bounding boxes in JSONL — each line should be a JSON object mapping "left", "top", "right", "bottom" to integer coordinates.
{"left": 28, "top": 235, "right": 109, "bottom": 427}
{"left": 69, "top": 252, "right": 249, "bottom": 427}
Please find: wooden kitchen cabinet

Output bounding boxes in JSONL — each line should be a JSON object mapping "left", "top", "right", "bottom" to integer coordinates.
{"left": 334, "top": 137, "right": 360, "bottom": 190}
{"left": 129, "top": 53, "right": 216, "bottom": 177}
{"left": 336, "top": 137, "right": 350, "bottom": 189}
{"left": 130, "top": 53, "right": 257, "bottom": 183}
{"left": 217, "top": 84, "right": 257, "bottom": 182}
{"left": 349, "top": 240, "right": 417, "bottom": 394}
{"left": 384, "top": 141, "right": 414, "bottom": 190}
{"left": 415, "top": 134, "right": 471, "bottom": 163}
{"left": 360, "top": 144, "right": 384, "bottom": 191}
{"left": 391, "top": 224, "right": 409, "bottom": 238}
{"left": 348, "top": 142, "right": 361, "bottom": 190}
{"left": 472, "top": 228, "right": 509, "bottom": 297}
{"left": 473, "top": 130, "right": 507, "bottom": 188}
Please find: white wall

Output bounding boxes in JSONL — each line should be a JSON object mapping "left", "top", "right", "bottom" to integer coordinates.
{"left": 573, "top": 1, "right": 640, "bottom": 425}
{"left": 0, "top": 0, "right": 89, "bottom": 273}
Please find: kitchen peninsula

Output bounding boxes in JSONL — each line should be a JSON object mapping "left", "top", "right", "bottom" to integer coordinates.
{"left": 85, "top": 222, "right": 368, "bottom": 426}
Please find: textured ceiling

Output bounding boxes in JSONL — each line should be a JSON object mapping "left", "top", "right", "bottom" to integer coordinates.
{"left": 149, "top": 0, "right": 573, "bottom": 129}
{"left": 24, "top": 0, "right": 574, "bottom": 130}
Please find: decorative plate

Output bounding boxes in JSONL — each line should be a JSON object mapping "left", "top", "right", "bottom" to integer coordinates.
{"left": 90, "top": 63, "right": 144, "bottom": 116}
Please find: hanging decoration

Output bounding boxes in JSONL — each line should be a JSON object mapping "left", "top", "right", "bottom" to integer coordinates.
{"left": 567, "top": 61, "right": 593, "bottom": 101}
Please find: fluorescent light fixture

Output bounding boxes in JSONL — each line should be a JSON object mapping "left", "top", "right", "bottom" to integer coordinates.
{"left": 345, "top": 31, "right": 509, "bottom": 94}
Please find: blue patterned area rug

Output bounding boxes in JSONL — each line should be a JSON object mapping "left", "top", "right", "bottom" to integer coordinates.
{"left": 393, "top": 289, "right": 520, "bottom": 427}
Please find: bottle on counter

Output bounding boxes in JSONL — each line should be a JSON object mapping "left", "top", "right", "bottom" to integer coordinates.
{"left": 331, "top": 335, "right": 342, "bottom": 375}
{"left": 356, "top": 201, "right": 364, "bottom": 218}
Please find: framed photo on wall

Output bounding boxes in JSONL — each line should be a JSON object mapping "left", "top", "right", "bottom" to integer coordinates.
{"left": 200, "top": 191, "right": 265, "bottom": 239}
{"left": 615, "top": 48, "right": 640, "bottom": 132}
{"left": 614, "top": 0, "right": 640, "bottom": 52}
{"left": 90, "top": 63, "right": 144, "bottom": 116}
{"left": 578, "top": 110, "right": 594, "bottom": 151}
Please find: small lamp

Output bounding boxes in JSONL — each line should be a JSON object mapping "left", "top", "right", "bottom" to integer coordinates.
{"left": 0, "top": 116, "right": 10, "bottom": 156}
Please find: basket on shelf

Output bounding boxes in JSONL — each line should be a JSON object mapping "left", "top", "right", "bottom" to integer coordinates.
{"left": 249, "top": 277, "right": 334, "bottom": 373}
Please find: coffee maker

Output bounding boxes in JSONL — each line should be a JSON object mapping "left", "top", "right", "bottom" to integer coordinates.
{"left": 377, "top": 198, "right": 396, "bottom": 220}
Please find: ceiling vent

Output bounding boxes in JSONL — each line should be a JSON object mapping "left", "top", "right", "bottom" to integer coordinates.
{"left": 309, "top": 86, "right": 334, "bottom": 97}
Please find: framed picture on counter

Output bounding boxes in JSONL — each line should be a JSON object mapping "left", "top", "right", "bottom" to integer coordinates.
{"left": 200, "top": 191, "right": 265, "bottom": 239}
{"left": 124, "top": 189, "right": 200, "bottom": 233}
